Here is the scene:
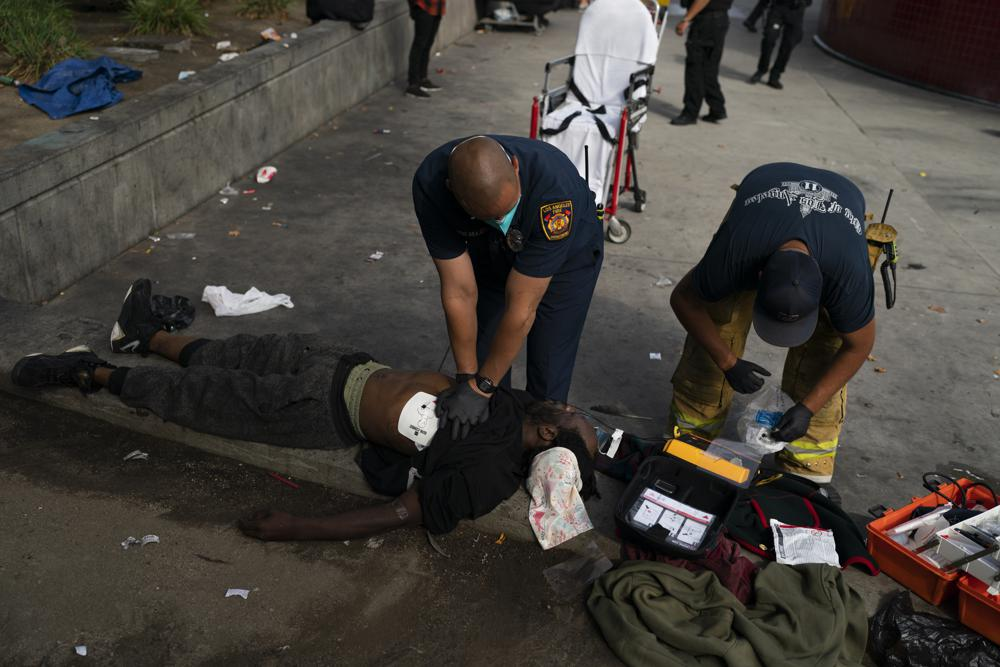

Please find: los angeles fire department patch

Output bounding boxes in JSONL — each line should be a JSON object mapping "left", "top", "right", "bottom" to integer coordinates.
{"left": 539, "top": 200, "right": 573, "bottom": 241}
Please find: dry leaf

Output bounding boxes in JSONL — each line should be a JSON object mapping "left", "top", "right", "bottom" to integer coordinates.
{"left": 866, "top": 354, "right": 877, "bottom": 362}
{"left": 928, "top": 305, "right": 946, "bottom": 314}
{"left": 977, "top": 319, "right": 987, "bottom": 324}
{"left": 896, "top": 471, "right": 905, "bottom": 479}
{"left": 495, "top": 533, "right": 506, "bottom": 545}
{"left": 874, "top": 367, "right": 887, "bottom": 373}
{"left": 228, "top": 230, "right": 241, "bottom": 237}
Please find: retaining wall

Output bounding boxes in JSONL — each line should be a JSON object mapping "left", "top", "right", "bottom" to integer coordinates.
{"left": 0, "top": 0, "right": 476, "bottom": 303}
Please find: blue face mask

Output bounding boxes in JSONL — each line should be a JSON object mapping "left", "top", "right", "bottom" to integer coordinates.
{"left": 485, "top": 195, "right": 520, "bottom": 235}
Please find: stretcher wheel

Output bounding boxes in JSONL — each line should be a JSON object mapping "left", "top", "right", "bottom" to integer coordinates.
{"left": 633, "top": 189, "right": 647, "bottom": 213}
{"left": 606, "top": 217, "right": 631, "bottom": 244}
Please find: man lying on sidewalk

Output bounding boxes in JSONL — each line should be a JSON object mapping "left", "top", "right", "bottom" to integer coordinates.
{"left": 11, "top": 279, "right": 598, "bottom": 542}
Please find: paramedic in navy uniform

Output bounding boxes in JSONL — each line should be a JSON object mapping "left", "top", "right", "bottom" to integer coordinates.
{"left": 413, "top": 135, "right": 604, "bottom": 438}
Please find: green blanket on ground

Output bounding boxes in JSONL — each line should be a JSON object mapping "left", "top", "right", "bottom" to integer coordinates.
{"left": 587, "top": 561, "right": 867, "bottom": 667}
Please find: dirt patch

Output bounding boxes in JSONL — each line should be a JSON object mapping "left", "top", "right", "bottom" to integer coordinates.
{"left": 0, "top": 0, "right": 313, "bottom": 152}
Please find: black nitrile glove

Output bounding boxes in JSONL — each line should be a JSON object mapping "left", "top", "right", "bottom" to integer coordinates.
{"left": 435, "top": 381, "right": 490, "bottom": 441}
{"left": 454, "top": 373, "right": 476, "bottom": 385}
{"left": 723, "top": 358, "right": 771, "bottom": 394}
{"left": 771, "top": 402, "right": 813, "bottom": 442}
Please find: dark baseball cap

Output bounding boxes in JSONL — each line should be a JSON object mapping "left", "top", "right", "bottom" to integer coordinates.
{"left": 752, "top": 250, "right": 822, "bottom": 348}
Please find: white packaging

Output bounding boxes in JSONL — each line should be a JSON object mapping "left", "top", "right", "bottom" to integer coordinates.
{"left": 738, "top": 386, "right": 793, "bottom": 454}
{"left": 770, "top": 519, "right": 840, "bottom": 567}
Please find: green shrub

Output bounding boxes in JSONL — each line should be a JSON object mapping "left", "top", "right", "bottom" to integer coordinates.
{"left": 0, "top": 0, "right": 88, "bottom": 81}
{"left": 127, "top": 0, "right": 209, "bottom": 36}
{"left": 238, "top": 0, "right": 292, "bottom": 20}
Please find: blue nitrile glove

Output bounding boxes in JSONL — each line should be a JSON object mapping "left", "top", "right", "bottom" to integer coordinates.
{"left": 435, "top": 380, "right": 490, "bottom": 440}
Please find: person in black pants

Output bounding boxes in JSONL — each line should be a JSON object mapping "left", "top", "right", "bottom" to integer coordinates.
{"left": 670, "top": 0, "right": 734, "bottom": 126}
{"left": 407, "top": 0, "right": 444, "bottom": 98}
{"left": 749, "top": 0, "right": 810, "bottom": 89}
{"left": 742, "top": 0, "right": 769, "bottom": 32}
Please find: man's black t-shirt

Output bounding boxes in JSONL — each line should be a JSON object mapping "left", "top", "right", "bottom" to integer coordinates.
{"left": 412, "top": 135, "right": 602, "bottom": 288}
{"left": 691, "top": 162, "right": 874, "bottom": 334}
{"left": 358, "top": 388, "right": 529, "bottom": 535}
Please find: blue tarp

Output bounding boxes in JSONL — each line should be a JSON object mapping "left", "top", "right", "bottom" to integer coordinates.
{"left": 18, "top": 56, "right": 142, "bottom": 120}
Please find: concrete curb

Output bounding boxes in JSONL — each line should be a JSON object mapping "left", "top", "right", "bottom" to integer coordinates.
{"left": 0, "top": 0, "right": 476, "bottom": 304}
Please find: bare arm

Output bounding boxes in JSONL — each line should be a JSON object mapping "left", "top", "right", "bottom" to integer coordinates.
{"left": 676, "top": 0, "right": 711, "bottom": 34}
{"left": 669, "top": 269, "right": 738, "bottom": 372}
{"left": 239, "top": 489, "right": 423, "bottom": 541}
{"left": 433, "top": 254, "right": 479, "bottom": 375}
{"left": 478, "top": 269, "right": 551, "bottom": 386}
{"left": 800, "top": 318, "right": 876, "bottom": 413}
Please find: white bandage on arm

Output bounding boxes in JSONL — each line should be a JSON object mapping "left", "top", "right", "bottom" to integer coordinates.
{"left": 397, "top": 392, "right": 440, "bottom": 450}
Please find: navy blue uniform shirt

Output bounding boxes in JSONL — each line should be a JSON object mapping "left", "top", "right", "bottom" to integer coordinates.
{"left": 691, "top": 162, "right": 874, "bottom": 334}
{"left": 413, "top": 135, "right": 602, "bottom": 287}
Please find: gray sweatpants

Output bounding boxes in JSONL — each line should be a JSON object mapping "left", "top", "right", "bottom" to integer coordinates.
{"left": 119, "top": 333, "right": 362, "bottom": 449}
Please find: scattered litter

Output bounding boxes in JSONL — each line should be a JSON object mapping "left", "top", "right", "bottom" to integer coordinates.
{"left": 261, "top": 204, "right": 272, "bottom": 211}
{"left": 896, "top": 471, "right": 905, "bottom": 479}
{"left": 166, "top": 232, "right": 195, "bottom": 240}
{"left": 194, "top": 554, "right": 232, "bottom": 564}
{"left": 260, "top": 28, "right": 282, "bottom": 42}
{"left": 436, "top": 67, "right": 445, "bottom": 74}
{"left": 866, "top": 354, "right": 877, "bottom": 362}
{"left": 215, "top": 40, "right": 232, "bottom": 50}
{"left": 495, "top": 532, "right": 506, "bottom": 545}
{"left": 219, "top": 184, "right": 239, "bottom": 196}
{"left": 219, "top": 197, "right": 229, "bottom": 205}
{"left": 928, "top": 305, "right": 946, "bottom": 314}
{"left": 121, "top": 534, "right": 159, "bottom": 550}
{"left": 856, "top": 473, "right": 868, "bottom": 478}
{"left": 123, "top": 449, "right": 149, "bottom": 461}
{"left": 242, "top": 188, "right": 256, "bottom": 195}
{"left": 365, "top": 537, "right": 384, "bottom": 549}
{"left": 256, "top": 166, "right": 277, "bottom": 183}
{"left": 649, "top": 352, "right": 661, "bottom": 360}
{"left": 219, "top": 53, "right": 239, "bottom": 62}
{"left": 977, "top": 319, "right": 986, "bottom": 324}
{"left": 994, "top": 370, "right": 1000, "bottom": 380}
{"left": 283, "top": 43, "right": 290, "bottom": 49}
{"left": 192, "top": 256, "right": 197, "bottom": 261}
{"left": 75, "top": 646, "right": 87, "bottom": 657}
{"left": 178, "top": 70, "right": 195, "bottom": 81}
{"left": 147, "top": 235, "right": 160, "bottom": 243}
{"left": 434, "top": 51, "right": 441, "bottom": 57}
{"left": 427, "top": 531, "right": 450, "bottom": 558}
{"left": 202, "top": 285, "right": 294, "bottom": 316}
{"left": 228, "top": 230, "right": 240, "bottom": 237}
{"left": 906, "top": 262, "right": 926, "bottom": 270}
{"left": 874, "top": 367, "right": 887, "bottom": 373}
{"left": 543, "top": 541, "right": 613, "bottom": 602}
{"left": 653, "top": 276, "right": 673, "bottom": 287}
{"left": 919, "top": 171, "right": 927, "bottom": 177}
{"left": 373, "top": 128, "right": 391, "bottom": 135}
{"left": 89, "top": 115, "right": 99, "bottom": 121}
{"left": 268, "top": 471, "right": 300, "bottom": 489}
{"left": 290, "top": 32, "right": 298, "bottom": 39}
{"left": 271, "top": 221, "right": 289, "bottom": 229}
{"left": 144, "top": 247, "right": 153, "bottom": 255}
{"left": 367, "top": 250, "right": 384, "bottom": 262}
{"left": 364, "top": 152, "right": 383, "bottom": 161}
{"left": 225, "top": 588, "right": 250, "bottom": 599}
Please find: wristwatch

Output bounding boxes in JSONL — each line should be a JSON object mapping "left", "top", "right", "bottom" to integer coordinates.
{"left": 474, "top": 374, "right": 497, "bottom": 395}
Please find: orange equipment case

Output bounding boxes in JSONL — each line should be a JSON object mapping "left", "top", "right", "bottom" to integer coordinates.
{"left": 867, "top": 478, "right": 997, "bottom": 605}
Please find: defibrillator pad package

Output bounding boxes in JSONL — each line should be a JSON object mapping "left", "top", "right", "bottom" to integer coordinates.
{"left": 615, "top": 454, "right": 741, "bottom": 558}
{"left": 397, "top": 392, "right": 439, "bottom": 450}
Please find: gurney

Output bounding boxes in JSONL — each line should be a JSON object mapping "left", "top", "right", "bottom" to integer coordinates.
{"left": 529, "top": 0, "right": 669, "bottom": 243}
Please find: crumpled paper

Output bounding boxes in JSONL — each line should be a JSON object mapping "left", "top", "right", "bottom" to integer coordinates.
{"left": 202, "top": 286, "right": 293, "bottom": 317}
{"left": 527, "top": 447, "right": 593, "bottom": 550}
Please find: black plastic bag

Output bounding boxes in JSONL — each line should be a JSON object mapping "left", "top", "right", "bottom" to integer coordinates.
{"left": 151, "top": 294, "right": 195, "bottom": 333}
{"left": 869, "top": 591, "right": 1000, "bottom": 666}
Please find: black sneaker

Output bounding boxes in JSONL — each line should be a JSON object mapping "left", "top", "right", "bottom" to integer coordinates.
{"left": 670, "top": 114, "right": 697, "bottom": 126}
{"left": 420, "top": 79, "right": 442, "bottom": 92}
{"left": 10, "top": 346, "right": 115, "bottom": 394}
{"left": 767, "top": 79, "right": 784, "bottom": 90}
{"left": 748, "top": 71, "right": 764, "bottom": 85}
{"left": 110, "top": 278, "right": 162, "bottom": 355}
{"left": 701, "top": 112, "right": 727, "bottom": 123}
{"left": 405, "top": 85, "right": 431, "bottom": 98}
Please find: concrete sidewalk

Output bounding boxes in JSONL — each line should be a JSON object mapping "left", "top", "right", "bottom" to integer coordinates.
{"left": 2, "top": 0, "right": 998, "bottom": 599}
